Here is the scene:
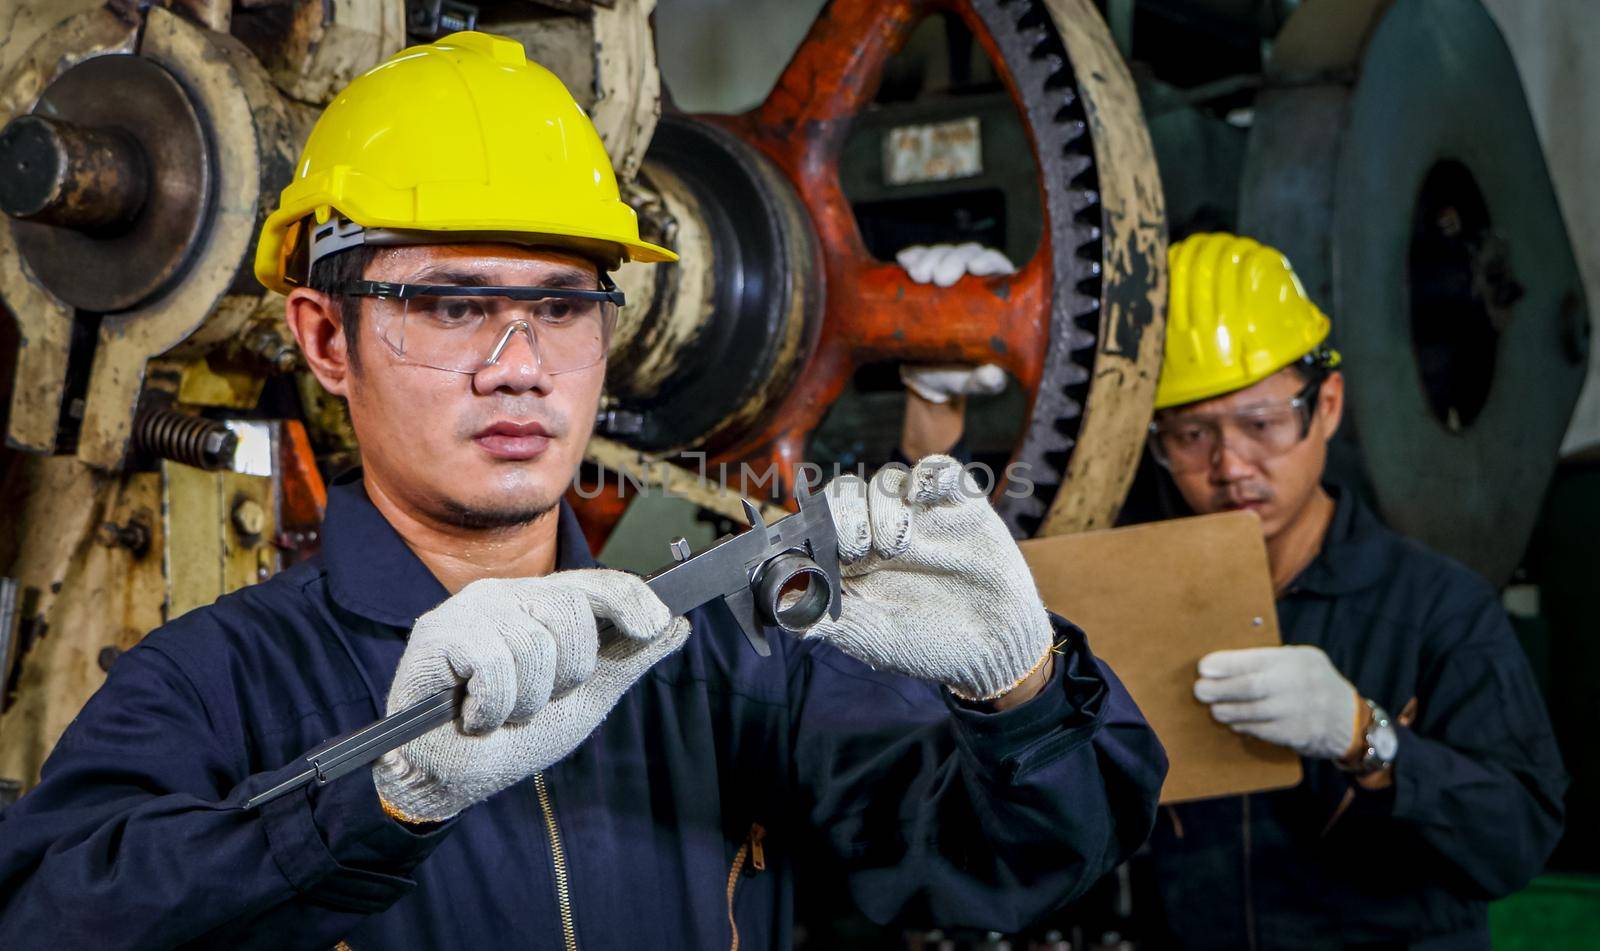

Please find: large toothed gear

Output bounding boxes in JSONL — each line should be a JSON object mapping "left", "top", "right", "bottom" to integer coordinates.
{"left": 591, "top": 0, "right": 1167, "bottom": 541}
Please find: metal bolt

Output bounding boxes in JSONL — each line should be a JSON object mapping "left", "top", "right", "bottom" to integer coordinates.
{"left": 245, "top": 327, "right": 302, "bottom": 374}
{"left": 669, "top": 537, "right": 692, "bottom": 562}
{"left": 99, "top": 518, "right": 151, "bottom": 557}
{"left": 1251, "top": 616, "right": 1264, "bottom": 626}
{"left": 232, "top": 499, "right": 266, "bottom": 539}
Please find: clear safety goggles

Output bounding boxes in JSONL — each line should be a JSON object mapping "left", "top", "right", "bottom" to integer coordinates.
{"left": 1149, "top": 377, "right": 1323, "bottom": 473}
{"left": 334, "top": 276, "right": 624, "bottom": 376}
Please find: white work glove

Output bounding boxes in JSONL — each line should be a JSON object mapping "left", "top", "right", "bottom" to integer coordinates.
{"left": 374, "top": 570, "right": 689, "bottom": 822}
{"left": 896, "top": 242, "right": 1015, "bottom": 287}
{"left": 807, "top": 455, "right": 1054, "bottom": 702}
{"left": 1194, "top": 646, "right": 1360, "bottom": 760}
{"left": 895, "top": 243, "right": 1014, "bottom": 404}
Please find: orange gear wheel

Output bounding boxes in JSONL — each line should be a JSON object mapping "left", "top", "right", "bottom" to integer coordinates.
{"left": 573, "top": 0, "right": 1166, "bottom": 550}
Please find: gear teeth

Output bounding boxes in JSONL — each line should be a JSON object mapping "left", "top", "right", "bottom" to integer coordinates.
{"left": 1045, "top": 65, "right": 1075, "bottom": 90}
{"left": 1059, "top": 151, "right": 1093, "bottom": 177}
{"left": 1066, "top": 327, "right": 1097, "bottom": 351}
{"left": 1056, "top": 363, "right": 1089, "bottom": 387}
{"left": 976, "top": 0, "right": 1111, "bottom": 539}
{"left": 1069, "top": 295, "right": 1101, "bottom": 319}
{"left": 1068, "top": 188, "right": 1100, "bottom": 212}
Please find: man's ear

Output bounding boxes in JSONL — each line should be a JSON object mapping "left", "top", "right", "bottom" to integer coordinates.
{"left": 284, "top": 288, "right": 353, "bottom": 397}
{"left": 1317, "top": 370, "right": 1345, "bottom": 440}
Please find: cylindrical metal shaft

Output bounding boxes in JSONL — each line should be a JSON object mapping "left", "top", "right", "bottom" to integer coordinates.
{"left": 0, "top": 114, "right": 149, "bottom": 234}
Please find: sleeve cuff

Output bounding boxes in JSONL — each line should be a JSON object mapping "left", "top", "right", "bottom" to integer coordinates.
{"left": 251, "top": 759, "right": 455, "bottom": 912}
{"left": 1388, "top": 725, "right": 1441, "bottom": 823}
{"left": 944, "top": 615, "right": 1108, "bottom": 783}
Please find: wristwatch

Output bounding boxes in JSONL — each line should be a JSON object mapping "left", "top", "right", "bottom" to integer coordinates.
{"left": 1340, "top": 698, "right": 1399, "bottom": 775}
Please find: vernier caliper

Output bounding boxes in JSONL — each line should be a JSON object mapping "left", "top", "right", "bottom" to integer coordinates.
{"left": 243, "top": 487, "right": 841, "bottom": 810}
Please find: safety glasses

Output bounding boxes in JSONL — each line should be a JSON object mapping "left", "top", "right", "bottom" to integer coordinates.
{"left": 1149, "top": 377, "right": 1324, "bottom": 473}
{"left": 334, "top": 275, "right": 625, "bottom": 376}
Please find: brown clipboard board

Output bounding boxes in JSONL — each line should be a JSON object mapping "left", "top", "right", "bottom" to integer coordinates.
{"left": 1020, "top": 510, "right": 1303, "bottom": 803}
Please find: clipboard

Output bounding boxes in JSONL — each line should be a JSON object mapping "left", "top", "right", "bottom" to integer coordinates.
{"left": 1020, "top": 511, "right": 1303, "bottom": 803}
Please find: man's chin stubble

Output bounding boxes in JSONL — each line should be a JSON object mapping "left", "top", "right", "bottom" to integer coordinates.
{"left": 437, "top": 496, "right": 560, "bottom": 531}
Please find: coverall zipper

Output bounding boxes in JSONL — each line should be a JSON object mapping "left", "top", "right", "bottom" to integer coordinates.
{"left": 725, "top": 823, "right": 766, "bottom": 951}
{"left": 534, "top": 772, "right": 578, "bottom": 951}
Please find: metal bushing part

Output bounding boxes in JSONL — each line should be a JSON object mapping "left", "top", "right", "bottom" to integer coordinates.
{"left": 3, "top": 54, "right": 213, "bottom": 314}
{"left": 606, "top": 115, "right": 822, "bottom": 452}
{"left": 1241, "top": 0, "right": 1588, "bottom": 583}
{"left": 752, "top": 550, "right": 834, "bottom": 634}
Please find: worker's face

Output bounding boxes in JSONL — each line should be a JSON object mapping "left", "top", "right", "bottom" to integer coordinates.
{"left": 291, "top": 244, "right": 606, "bottom": 529}
{"left": 1158, "top": 367, "right": 1344, "bottom": 541}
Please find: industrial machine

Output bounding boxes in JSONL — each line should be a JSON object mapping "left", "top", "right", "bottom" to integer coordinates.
{"left": 0, "top": 0, "right": 1168, "bottom": 795}
{"left": 0, "top": 0, "right": 1592, "bottom": 944}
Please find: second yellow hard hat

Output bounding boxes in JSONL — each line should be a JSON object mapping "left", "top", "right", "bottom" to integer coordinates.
{"left": 254, "top": 31, "right": 676, "bottom": 295}
{"left": 1156, "top": 232, "right": 1337, "bottom": 409}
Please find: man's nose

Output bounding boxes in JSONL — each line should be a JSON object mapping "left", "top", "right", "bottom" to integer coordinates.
{"left": 471, "top": 322, "right": 552, "bottom": 396}
{"left": 1210, "top": 436, "right": 1257, "bottom": 483}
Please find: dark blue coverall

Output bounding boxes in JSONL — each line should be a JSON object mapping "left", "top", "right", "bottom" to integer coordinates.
{"left": 0, "top": 473, "right": 1167, "bottom": 949}
{"left": 1147, "top": 488, "right": 1566, "bottom": 950}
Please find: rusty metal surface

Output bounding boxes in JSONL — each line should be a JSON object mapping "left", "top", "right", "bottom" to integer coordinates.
{"left": 7, "top": 54, "right": 213, "bottom": 314}
{"left": 0, "top": 0, "right": 111, "bottom": 74}
{"left": 0, "top": 0, "right": 308, "bottom": 791}
{"left": 590, "top": 0, "right": 660, "bottom": 183}
{"left": 164, "top": 462, "right": 276, "bottom": 619}
{"left": 0, "top": 6, "right": 138, "bottom": 453}
{"left": 230, "top": 0, "right": 404, "bottom": 105}
{"left": 74, "top": 6, "right": 305, "bottom": 470}
{"left": 0, "top": 460, "right": 163, "bottom": 787}
{"left": 607, "top": 163, "right": 716, "bottom": 398}
{"left": 0, "top": 115, "right": 149, "bottom": 232}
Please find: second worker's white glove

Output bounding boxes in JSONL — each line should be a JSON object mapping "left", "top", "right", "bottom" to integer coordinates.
{"left": 896, "top": 242, "right": 1016, "bottom": 287}
{"left": 374, "top": 570, "right": 689, "bottom": 822}
{"left": 1194, "top": 645, "right": 1360, "bottom": 760}
{"left": 807, "top": 455, "right": 1054, "bottom": 702}
{"left": 895, "top": 243, "right": 1014, "bottom": 404}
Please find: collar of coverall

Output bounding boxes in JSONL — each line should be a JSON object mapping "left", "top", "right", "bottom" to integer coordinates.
{"left": 1280, "top": 484, "right": 1401, "bottom": 598}
{"left": 320, "top": 468, "right": 600, "bottom": 629}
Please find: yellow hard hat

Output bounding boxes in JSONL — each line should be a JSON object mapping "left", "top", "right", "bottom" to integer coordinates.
{"left": 1155, "top": 232, "right": 1338, "bottom": 409}
{"left": 253, "top": 31, "right": 675, "bottom": 295}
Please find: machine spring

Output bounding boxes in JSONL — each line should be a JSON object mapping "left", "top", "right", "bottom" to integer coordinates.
{"left": 133, "top": 408, "right": 237, "bottom": 471}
